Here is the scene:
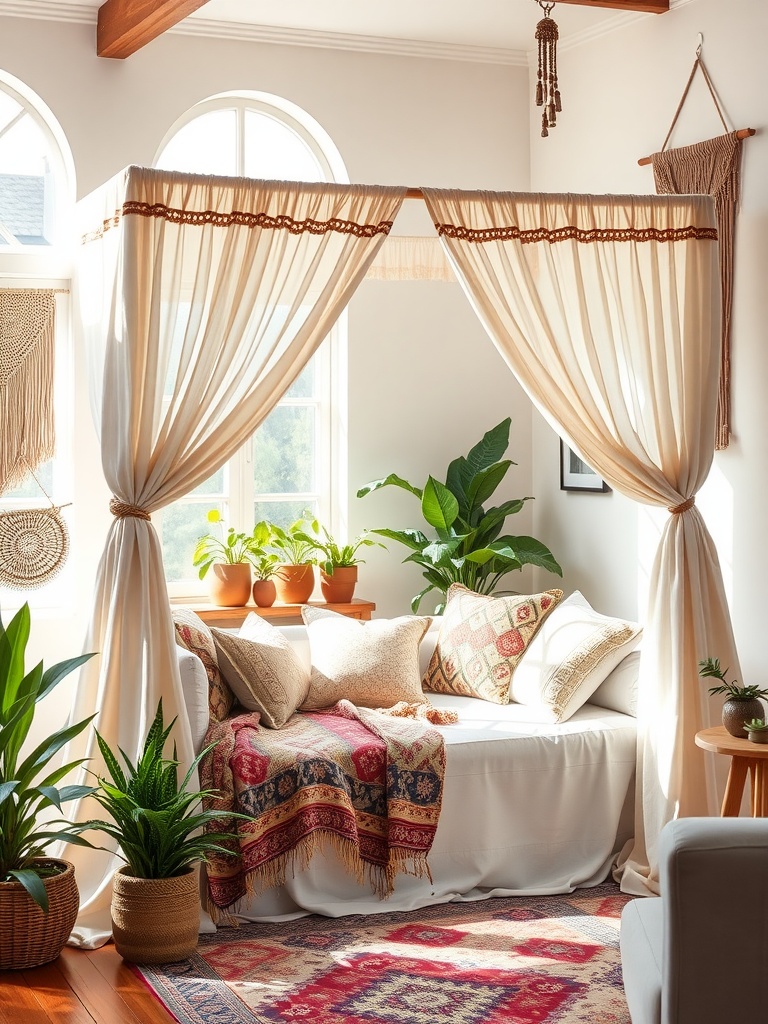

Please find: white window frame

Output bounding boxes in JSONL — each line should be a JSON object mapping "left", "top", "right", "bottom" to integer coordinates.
{"left": 153, "top": 92, "right": 349, "bottom": 598}
{"left": 0, "top": 72, "right": 76, "bottom": 613}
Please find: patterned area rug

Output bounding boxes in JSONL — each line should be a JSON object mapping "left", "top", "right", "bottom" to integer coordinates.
{"left": 135, "top": 882, "right": 632, "bottom": 1024}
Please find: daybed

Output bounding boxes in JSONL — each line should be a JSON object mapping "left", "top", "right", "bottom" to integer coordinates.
{"left": 173, "top": 588, "right": 641, "bottom": 923}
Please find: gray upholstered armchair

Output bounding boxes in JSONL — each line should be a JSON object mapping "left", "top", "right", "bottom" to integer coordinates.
{"left": 620, "top": 817, "right": 768, "bottom": 1024}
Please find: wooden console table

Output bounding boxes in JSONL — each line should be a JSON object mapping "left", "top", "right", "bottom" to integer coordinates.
{"left": 695, "top": 725, "right": 768, "bottom": 817}
{"left": 174, "top": 598, "right": 376, "bottom": 629}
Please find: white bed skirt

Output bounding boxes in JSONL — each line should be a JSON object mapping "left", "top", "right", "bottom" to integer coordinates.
{"left": 219, "top": 694, "right": 637, "bottom": 922}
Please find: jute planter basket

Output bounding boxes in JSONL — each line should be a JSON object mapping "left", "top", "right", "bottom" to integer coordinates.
{"left": 111, "top": 865, "right": 200, "bottom": 964}
{"left": 0, "top": 858, "right": 79, "bottom": 970}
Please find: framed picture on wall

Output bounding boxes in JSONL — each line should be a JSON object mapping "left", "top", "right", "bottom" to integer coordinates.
{"left": 559, "top": 439, "right": 611, "bottom": 493}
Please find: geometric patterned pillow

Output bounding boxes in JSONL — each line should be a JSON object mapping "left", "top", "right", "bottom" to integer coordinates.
{"left": 422, "top": 584, "right": 564, "bottom": 705}
{"left": 171, "top": 606, "right": 235, "bottom": 722}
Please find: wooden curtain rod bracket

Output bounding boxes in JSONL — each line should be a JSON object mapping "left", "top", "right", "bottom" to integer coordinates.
{"left": 638, "top": 127, "right": 756, "bottom": 166}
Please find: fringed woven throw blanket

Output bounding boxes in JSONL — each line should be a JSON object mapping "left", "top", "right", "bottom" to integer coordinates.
{"left": 199, "top": 700, "right": 447, "bottom": 916}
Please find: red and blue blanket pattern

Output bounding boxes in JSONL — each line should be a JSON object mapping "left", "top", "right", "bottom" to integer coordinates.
{"left": 199, "top": 700, "right": 447, "bottom": 914}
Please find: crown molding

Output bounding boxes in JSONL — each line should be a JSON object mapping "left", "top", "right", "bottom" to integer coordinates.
{"left": 0, "top": 0, "right": 696, "bottom": 66}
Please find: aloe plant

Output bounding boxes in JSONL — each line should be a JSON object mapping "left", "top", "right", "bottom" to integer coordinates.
{"left": 358, "top": 418, "right": 562, "bottom": 612}
{"left": 744, "top": 718, "right": 768, "bottom": 732}
{"left": 0, "top": 604, "right": 97, "bottom": 910}
{"left": 85, "top": 701, "right": 242, "bottom": 879}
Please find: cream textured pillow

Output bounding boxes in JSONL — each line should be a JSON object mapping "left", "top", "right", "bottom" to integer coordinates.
{"left": 509, "top": 590, "right": 643, "bottom": 722}
{"left": 300, "top": 607, "right": 432, "bottom": 710}
{"left": 210, "top": 614, "right": 309, "bottom": 729}
{"left": 422, "top": 585, "right": 564, "bottom": 705}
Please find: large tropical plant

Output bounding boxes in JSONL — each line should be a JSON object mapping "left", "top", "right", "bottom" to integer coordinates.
{"left": 85, "top": 700, "right": 242, "bottom": 878}
{"left": 0, "top": 604, "right": 97, "bottom": 910}
{"left": 357, "top": 418, "right": 563, "bottom": 612}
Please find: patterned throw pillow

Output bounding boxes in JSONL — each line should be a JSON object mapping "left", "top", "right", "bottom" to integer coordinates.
{"left": 422, "top": 585, "right": 564, "bottom": 705}
{"left": 300, "top": 607, "right": 432, "bottom": 710}
{"left": 171, "top": 607, "right": 235, "bottom": 721}
{"left": 210, "top": 614, "right": 310, "bottom": 729}
{"left": 509, "top": 591, "right": 642, "bottom": 723}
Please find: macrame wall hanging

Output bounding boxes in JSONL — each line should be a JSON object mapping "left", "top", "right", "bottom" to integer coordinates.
{"left": 534, "top": 1, "right": 561, "bottom": 137}
{"left": 644, "top": 41, "right": 756, "bottom": 450}
{"left": 0, "top": 289, "right": 70, "bottom": 588}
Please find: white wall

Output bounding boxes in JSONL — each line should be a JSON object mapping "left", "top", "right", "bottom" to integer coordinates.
{"left": 0, "top": 14, "right": 536, "bottom": 667}
{"left": 528, "top": 0, "right": 768, "bottom": 681}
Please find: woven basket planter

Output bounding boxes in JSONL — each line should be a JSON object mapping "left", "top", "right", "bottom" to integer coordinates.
{"left": 111, "top": 865, "right": 200, "bottom": 964}
{"left": 0, "top": 858, "right": 79, "bottom": 970}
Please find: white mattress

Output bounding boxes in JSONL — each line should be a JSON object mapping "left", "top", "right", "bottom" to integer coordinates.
{"left": 225, "top": 693, "right": 637, "bottom": 922}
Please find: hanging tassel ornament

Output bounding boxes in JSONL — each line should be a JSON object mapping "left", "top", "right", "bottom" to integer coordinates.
{"left": 535, "top": 1, "right": 561, "bottom": 137}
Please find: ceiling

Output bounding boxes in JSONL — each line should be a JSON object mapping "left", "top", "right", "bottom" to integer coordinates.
{"left": 62, "top": 0, "right": 664, "bottom": 59}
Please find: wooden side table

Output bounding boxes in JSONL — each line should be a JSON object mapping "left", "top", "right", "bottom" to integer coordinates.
{"left": 695, "top": 725, "right": 768, "bottom": 817}
{"left": 173, "top": 598, "right": 376, "bottom": 630}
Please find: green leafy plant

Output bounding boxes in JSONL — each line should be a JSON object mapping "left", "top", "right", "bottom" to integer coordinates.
{"left": 302, "top": 525, "right": 385, "bottom": 576}
{"left": 248, "top": 521, "right": 281, "bottom": 581}
{"left": 0, "top": 604, "right": 97, "bottom": 910}
{"left": 357, "top": 418, "right": 563, "bottom": 612}
{"left": 268, "top": 515, "right": 320, "bottom": 566}
{"left": 698, "top": 658, "right": 768, "bottom": 700}
{"left": 85, "top": 700, "right": 242, "bottom": 879}
{"left": 192, "top": 509, "right": 254, "bottom": 580}
{"left": 744, "top": 718, "right": 768, "bottom": 732}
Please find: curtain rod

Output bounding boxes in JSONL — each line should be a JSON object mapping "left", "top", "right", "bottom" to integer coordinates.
{"left": 637, "top": 127, "right": 755, "bottom": 166}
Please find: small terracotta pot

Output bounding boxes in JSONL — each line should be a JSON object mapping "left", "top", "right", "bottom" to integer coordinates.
{"left": 208, "top": 563, "right": 251, "bottom": 607}
{"left": 252, "top": 578, "right": 277, "bottom": 608}
{"left": 274, "top": 564, "right": 315, "bottom": 604}
{"left": 320, "top": 565, "right": 358, "bottom": 604}
{"left": 111, "top": 865, "right": 199, "bottom": 964}
{"left": 722, "top": 697, "right": 766, "bottom": 738}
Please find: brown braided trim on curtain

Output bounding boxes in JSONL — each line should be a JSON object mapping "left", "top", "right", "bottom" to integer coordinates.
{"left": 433, "top": 223, "right": 718, "bottom": 245}
{"left": 128, "top": 202, "right": 393, "bottom": 236}
{"left": 109, "top": 498, "right": 151, "bottom": 521}
{"left": 668, "top": 496, "right": 695, "bottom": 515}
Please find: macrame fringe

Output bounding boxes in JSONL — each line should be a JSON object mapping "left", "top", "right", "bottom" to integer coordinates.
{"left": 0, "top": 290, "right": 56, "bottom": 495}
{"left": 535, "top": 8, "right": 561, "bottom": 138}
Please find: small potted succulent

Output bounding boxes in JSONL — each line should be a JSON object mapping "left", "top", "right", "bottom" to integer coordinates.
{"left": 248, "top": 520, "right": 281, "bottom": 608}
{"left": 743, "top": 719, "right": 768, "bottom": 745}
{"left": 307, "top": 525, "right": 384, "bottom": 603}
{"left": 699, "top": 657, "right": 768, "bottom": 738}
{"left": 192, "top": 509, "right": 254, "bottom": 607}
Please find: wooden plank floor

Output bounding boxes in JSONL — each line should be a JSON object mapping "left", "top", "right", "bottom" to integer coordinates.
{"left": 0, "top": 945, "right": 175, "bottom": 1024}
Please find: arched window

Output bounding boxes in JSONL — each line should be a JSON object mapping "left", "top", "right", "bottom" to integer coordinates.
{"left": 0, "top": 71, "right": 75, "bottom": 608}
{"left": 153, "top": 93, "right": 348, "bottom": 591}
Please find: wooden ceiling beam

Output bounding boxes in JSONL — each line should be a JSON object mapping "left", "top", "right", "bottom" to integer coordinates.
{"left": 555, "top": 0, "right": 669, "bottom": 12}
{"left": 98, "top": 0, "right": 212, "bottom": 59}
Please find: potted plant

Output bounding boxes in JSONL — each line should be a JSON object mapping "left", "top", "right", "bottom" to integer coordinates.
{"left": 308, "top": 525, "right": 384, "bottom": 603}
{"left": 249, "top": 520, "right": 281, "bottom": 608}
{"left": 0, "top": 604, "right": 97, "bottom": 970}
{"left": 743, "top": 718, "right": 768, "bottom": 745}
{"left": 84, "top": 700, "right": 242, "bottom": 964}
{"left": 192, "top": 509, "right": 253, "bottom": 607}
{"left": 699, "top": 658, "right": 768, "bottom": 738}
{"left": 268, "top": 515, "right": 319, "bottom": 604}
{"left": 358, "top": 418, "right": 563, "bottom": 612}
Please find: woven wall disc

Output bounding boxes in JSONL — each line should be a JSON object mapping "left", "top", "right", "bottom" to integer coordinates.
{"left": 0, "top": 507, "right": 70, "bottom": 589}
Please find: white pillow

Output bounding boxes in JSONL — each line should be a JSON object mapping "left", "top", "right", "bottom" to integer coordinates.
{"left": 509, "top": 591, "right": 642, "bottom": 723}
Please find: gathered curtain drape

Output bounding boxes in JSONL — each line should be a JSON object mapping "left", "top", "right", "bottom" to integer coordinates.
{"left": 422, "top": 188, "right": 740, "bottom": 894}
{"left": 65, "top": 166, "right": 405, "bottom": 946}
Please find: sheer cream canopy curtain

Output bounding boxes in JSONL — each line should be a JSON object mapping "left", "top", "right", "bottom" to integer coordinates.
{"left": 422, "top": 189, "right": 740, "bottom": 895}
{"left": 66, "top": 166, "right": 405, "bottom": 946}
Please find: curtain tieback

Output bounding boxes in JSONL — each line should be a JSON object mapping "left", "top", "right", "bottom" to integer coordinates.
{"left": 668, "top": 496, "right": 695, "bottom": 515}
{"left": 109, "top": 498, "right": 151, "bottom": 521}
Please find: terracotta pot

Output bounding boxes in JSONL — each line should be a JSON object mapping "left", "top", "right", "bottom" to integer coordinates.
{"left": 252, "top": 578, "right": 277, "bottom": 608}
{"left": 320, "top": 565, "right": 358, "bottom": 604}
{"left": 722, "top": 697, "right": 765, "bottom": 738}
{"left": 0, "top": 858, "right": 79, "bottom": 970}
{"left": 274, "top": 564, "right": 315, "bottom": 604}
{"left": 208, "top": 563, "right": 251, "bottom": 607}
{"left": 111, "top": 865, "right": 199, "bottom": 964}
